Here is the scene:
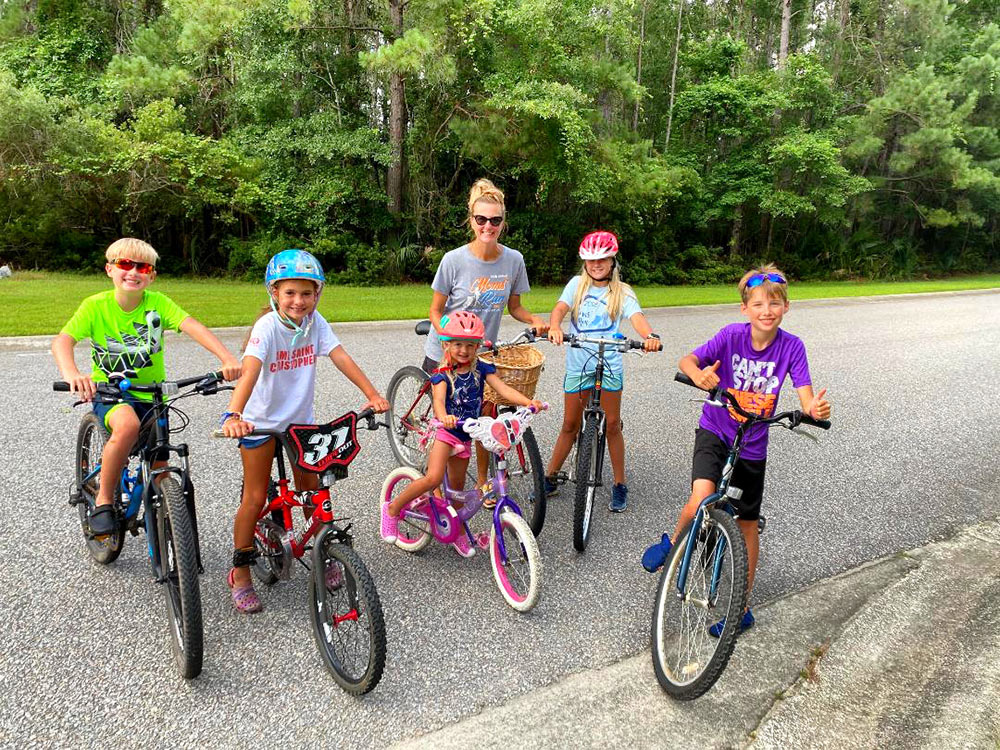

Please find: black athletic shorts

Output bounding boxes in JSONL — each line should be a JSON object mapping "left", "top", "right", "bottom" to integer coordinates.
{"left": 691, "top": 428, "right": 767, "bottom": 521}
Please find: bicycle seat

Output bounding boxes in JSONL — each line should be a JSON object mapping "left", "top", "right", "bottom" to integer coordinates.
{"left": 415, "top": 320, "right": 431, "bottom": 336}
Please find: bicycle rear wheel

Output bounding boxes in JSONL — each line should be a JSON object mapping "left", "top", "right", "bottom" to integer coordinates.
{"left": 155, "top": 476, "right": 204, "bottom": 679}
{"left": 490, "top": 511, "right": 542, "bottom": 612}
{"left": 650, "top": 508, "right": 747, "bottom": 700}
{"left": 572, "top": 415, "right": 601, "bottom": 552}
{"left": 386, "top": 366, "right": 432, "bottom": 469}
{"left": 309, "top": 532, "right": 387, "bottom": 695}
{"left": 493, "top": 426, "right": 546, "bottom": 537}
{"left": 75, "top": 413, "right": 125, "bottom": 564}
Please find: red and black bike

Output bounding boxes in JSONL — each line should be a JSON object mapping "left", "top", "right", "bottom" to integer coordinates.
{"left": 219, "top": 408, "right": 387, "bottom": 695}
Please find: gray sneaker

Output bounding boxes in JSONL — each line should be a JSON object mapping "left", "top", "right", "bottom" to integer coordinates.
{"left": 608, "top": 483, "right": 628, "bottom": 512}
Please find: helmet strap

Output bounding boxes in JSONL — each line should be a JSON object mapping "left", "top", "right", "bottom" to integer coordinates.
{"left": 269, "top": 295, "right": 312, "bottom": 346}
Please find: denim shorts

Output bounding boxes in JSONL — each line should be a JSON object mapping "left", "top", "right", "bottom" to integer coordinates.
{"left": 563, "top": 370, "right": 623, "bottom": 394}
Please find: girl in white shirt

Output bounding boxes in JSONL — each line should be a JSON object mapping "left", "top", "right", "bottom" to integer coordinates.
{"left": 220, "top": 250, "right": 388, "bottom": 614}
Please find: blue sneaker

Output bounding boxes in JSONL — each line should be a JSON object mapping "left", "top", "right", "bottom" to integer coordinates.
{"left": 641, "top": 533, "right": 673, "bottom": 572}
{"left": 608, "top": 483, "right": 628, "bottom": 512}
{"left": 544, "top": 475, "right": 559, "bottom": 497}
{"left": 708, "top": 608, "right": 755, "bottom": 638}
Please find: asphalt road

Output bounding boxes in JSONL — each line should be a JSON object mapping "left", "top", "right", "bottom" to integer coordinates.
{"left": 1, "top": 290, "right": 997, "bottom": 748}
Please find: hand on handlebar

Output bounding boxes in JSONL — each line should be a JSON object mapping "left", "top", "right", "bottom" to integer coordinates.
{"left": 529, "top": 315, "right": 549, "bottom": 336}
{"left": 222, "top": 416, "right": 256, "bottom": 438}
{"left": 693, "top": 360, "right": 722, "bottom": 391}
{"left": 527, "top": 399, "right": 546, "bottom": 413}
{"left": 361, "top": 394, "right": 389, "bottom": 414}
{"left": 439, "top": 414, "right": 457, "bottom": 429}
{"left": 547, "top": 328, "right": 564, "bottom": 346}
{"left": 65, "top": 373, "right": 97, "bottom": 402}
{"left": 219, "top": 356, "right": 242, "bottom": 382}
{"left": 642, "top": 337, "right": 662, "bottom": 353}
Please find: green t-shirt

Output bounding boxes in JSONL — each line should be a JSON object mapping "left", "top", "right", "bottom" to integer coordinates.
{"left": 61, "top": 290, "right": 189, "bottom": 400}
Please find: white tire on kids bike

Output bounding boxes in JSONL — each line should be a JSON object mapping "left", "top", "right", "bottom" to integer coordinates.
{"left": 489, "top": 511, "right": 541, "bottom": 612}
{"left": 380, "top": 467, "right": 432, "bottom": 552}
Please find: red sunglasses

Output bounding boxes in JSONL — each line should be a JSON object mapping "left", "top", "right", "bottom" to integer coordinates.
{"left": 110, "top": 258, "right": 155, "bottom": 274}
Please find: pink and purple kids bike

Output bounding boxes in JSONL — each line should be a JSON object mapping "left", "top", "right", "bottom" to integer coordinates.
{"left": 379, "top": 405, "right": 547, "bottom": 612}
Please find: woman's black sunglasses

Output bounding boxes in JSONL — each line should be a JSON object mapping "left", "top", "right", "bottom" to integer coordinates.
{"left": 472, "top": 214, "right": 504, "bottom": 227}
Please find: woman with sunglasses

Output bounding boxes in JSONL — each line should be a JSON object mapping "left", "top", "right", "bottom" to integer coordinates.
{"left": 422, "top": 178, "right": 547, "bottom": 375}
{"left": 423, "top": 179, "right": 548, "bottom": 485}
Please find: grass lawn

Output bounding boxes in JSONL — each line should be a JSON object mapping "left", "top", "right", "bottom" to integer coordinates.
{"left": 3, "top": 270, "right": 998, "bottom": 337}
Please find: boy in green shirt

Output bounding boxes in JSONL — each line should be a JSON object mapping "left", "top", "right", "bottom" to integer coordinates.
{"left": 52, "top": 238, "right": 241, "bottom": 535}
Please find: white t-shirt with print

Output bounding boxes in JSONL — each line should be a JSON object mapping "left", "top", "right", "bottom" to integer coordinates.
{"left": 242, "top": 311, "right": 341, "bottom": 432}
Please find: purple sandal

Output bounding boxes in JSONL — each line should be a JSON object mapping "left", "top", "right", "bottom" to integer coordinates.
{"left": 227, "top": 568, "right": 263, "bottom": 614}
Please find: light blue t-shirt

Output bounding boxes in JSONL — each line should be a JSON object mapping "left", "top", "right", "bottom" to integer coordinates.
{"left": 559, "top": 276, "right": 642, "bottom": 378}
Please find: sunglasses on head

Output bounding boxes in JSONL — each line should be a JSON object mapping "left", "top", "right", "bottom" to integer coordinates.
{"left": 472, "top": 214, "right": 504, "bottom": 227}
{"left": 111, "top": 258, "right": 155, "bottom": 274}
{"left": 746, "top": 272, "right": 786, "bottom": 288}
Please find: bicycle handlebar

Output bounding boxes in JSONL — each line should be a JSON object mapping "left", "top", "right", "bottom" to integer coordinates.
{"left": 54, "top": 372, "right": 226, "bottom": 401}
{"left": 565, "top": 332, "right": 658, "bottom": 352}
{"left": 429, "top": 402, "right": 549, "bottom": 430}
{"left": 673, "top": 372, "right": 831, "bottom": 430}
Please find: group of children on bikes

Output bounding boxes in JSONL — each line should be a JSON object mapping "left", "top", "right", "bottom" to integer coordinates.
{"left": 52, "top": 178, "right": 831, "bottom": 633}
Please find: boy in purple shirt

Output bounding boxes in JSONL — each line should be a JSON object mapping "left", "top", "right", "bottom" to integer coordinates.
{"left": 642, "top": 264, "right": 831, "bottom": 635}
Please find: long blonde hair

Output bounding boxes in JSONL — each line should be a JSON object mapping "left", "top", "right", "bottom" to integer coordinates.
{"left": 571, "top": 263, "right": 635, "bottom": 325}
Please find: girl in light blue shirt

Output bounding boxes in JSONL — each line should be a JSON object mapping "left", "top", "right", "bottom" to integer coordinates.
{"left": 545, "top": 232, "right": 660, "bottom": 512}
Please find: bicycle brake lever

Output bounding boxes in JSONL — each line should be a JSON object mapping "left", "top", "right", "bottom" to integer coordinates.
{"left": 787, "top": 426, "right": 820, "bottom": 443}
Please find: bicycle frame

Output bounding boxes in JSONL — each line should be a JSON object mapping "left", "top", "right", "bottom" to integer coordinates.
{"left": 78, "top": 384, "right": 205, "bottom": 574}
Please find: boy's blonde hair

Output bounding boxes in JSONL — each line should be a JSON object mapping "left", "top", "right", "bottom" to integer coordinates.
{"left": 106, "top": 238, "right": 159, "bottom": 266}
{"left": 738, "top": 263, "right": 788, "bottom": 304}
{"left": 571, "top": 263, "right": 635, "bottom": 324}
{"left": 467, "top": 178, "right": 506, "bottom": 231}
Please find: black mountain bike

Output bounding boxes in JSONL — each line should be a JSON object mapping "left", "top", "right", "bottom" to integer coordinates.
{"left": 385, "top": 322, "right": 547, "bottom": 536}
{"left": 650, "top": 372, "right": 831, "bottom": 700}
{"left": 549, "top": 333, "right": 655, "bottom": 552}
{"left": 55, "top": 371, "right": 227, "bottom": 679}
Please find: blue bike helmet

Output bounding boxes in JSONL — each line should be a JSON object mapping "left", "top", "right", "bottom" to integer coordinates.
{"left": 264, "top": 249, "right": 326, "bottom": 343}
{"left": 264, "top": 249, "right": 325, "bottom": 296}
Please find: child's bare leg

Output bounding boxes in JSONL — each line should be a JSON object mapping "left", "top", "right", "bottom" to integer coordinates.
{"left": 475, "top": 401, "right": 494, "bottom": 486}
{"left": 232, "top": 440, "right": 276, "bottom": 588}
{"left": 293, "top": 468, "right": 319, "bottom": 521}
{"left": 97, "top": 406, "right": 140, "bottom": 505}
{"left": 737, "top": 518, "right": 759, "bottom": 610}
{"left": 602, "top": 390, "right": 625, "bottom": 485}
{"left": 673, "top": 479, "right": 717, "bottom": 541}
{"left": 545, "top": 391, "right": 584, "bottom": 476}
{"left": 388, "top": 440, "right": 450, "bottom": 516}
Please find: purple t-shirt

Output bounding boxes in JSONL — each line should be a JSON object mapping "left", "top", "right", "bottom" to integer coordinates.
{"left": 692, "top": 323, "right": 811, "bottom": 461}
{"left": 429, "top": 360, "right": 497, "bottom": 439}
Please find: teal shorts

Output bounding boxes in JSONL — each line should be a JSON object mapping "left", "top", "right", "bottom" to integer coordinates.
{"left": 564, "top": 370, "right": 623, "bottom": 393}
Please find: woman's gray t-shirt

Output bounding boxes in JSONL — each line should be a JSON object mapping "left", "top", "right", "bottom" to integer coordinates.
{"left": 424, "top": 244, "right": 530, "bottom": 362}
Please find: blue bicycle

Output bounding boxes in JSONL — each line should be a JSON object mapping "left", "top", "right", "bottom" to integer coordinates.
{"left": 55, "top": 371, "right": 227, "bottom": 679}
{"left": 650, "top": 372, "right": 830, "bottom": 700}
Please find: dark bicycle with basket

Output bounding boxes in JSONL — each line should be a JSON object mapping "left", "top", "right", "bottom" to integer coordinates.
{"left": 385, "top": 321, "right": 549, "bottom": 536}
{"left": 215, "top": 408, "right": 388, "bottom": 695}
{"left": 55, "top": 370, "right": 227, "bottom": 679}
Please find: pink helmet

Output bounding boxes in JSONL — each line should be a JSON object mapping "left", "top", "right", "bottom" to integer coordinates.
{"left": 579, "top": 230, "right": 619, "bottom": 260}
{"left": 439, "top": 311, "right": 486, "bottom": 342}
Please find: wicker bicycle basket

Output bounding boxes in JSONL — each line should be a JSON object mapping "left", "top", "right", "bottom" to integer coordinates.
{"left": 479, "top": 345, "right": 545, "bottom": 406}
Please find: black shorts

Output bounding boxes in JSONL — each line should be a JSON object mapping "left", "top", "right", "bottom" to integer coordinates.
{"left": 691, "top": 428, "right": 767, "bottom": 521}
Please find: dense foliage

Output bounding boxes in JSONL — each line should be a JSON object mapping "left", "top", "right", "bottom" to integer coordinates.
{"left": 1, "top": 0, "right": 997, "bottom": 283}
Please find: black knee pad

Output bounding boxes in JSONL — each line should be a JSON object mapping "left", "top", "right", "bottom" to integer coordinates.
{"left": 232, "top": 546, "right": 258, "bottom": 568}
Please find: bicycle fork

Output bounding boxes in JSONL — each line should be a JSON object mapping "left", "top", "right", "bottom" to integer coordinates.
{"left": 675, "top": 504, "right": 729, "bottom": 608}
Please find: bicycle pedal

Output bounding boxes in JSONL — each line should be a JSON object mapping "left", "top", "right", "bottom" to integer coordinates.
{"left": 554, "top": 471, "right": 569, "bottom": 484}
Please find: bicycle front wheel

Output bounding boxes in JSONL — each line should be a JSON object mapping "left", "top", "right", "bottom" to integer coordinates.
{"left": 75, "top": 413, "right": 126, "bottom": 564}
{"left": 650, "top": 508, "right": 748, "bottom": 700}
{"left": 386, "top": 366, "right": 432, "bottom": 469}
{"left": 309, "top": 532, "right": 387, "bottom": 695}
{"left": 572, "top": 415, "right": 601, "bottom": 552}
{"left": 155, "top": 476, "right": 204, "bottom": 679}
{"left": 493, "top": 425, "right": 546, "bottom": 537}
{"left": 490, "top": 511, "right": 542, "bottom": 612}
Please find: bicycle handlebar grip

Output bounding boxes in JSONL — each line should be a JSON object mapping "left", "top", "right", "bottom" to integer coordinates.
{"left": 673, "top": 372, "right": 696, "bottom": 388}
{"left": 628, "top": 339, "right": 644, "bottom": 350}
{"left": 53, "top": 381, "right": 71, "bottom": 392}
{"left": 800, "top": 414, "right": 832, "bottom": 430}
